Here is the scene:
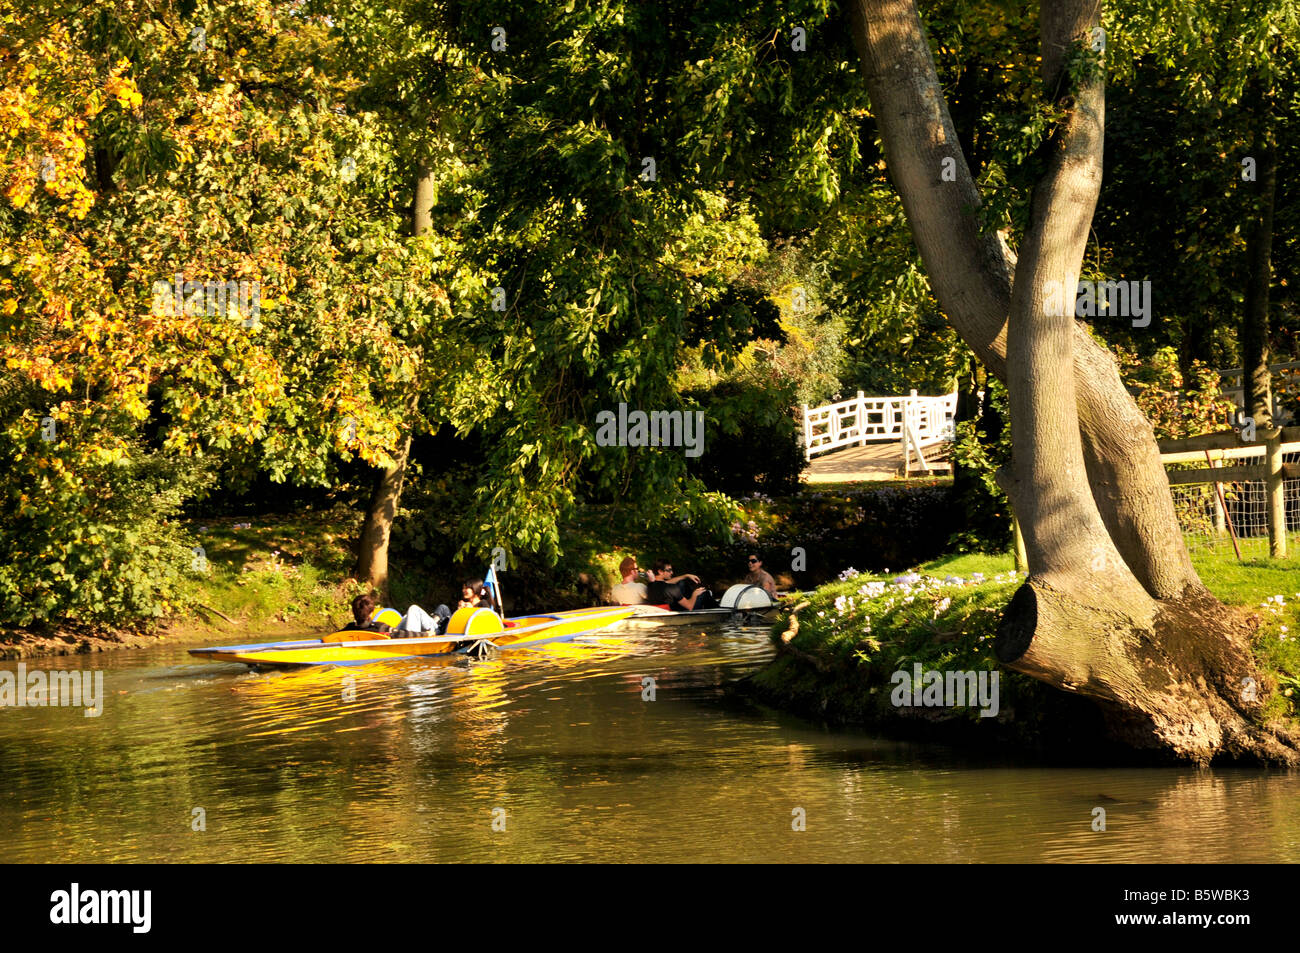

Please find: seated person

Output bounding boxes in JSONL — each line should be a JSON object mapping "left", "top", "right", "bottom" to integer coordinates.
{"left": 744, "top": 554, "right": 778, "bottom": 597}
{"left": 343, "top": 593, "right": 392, "bottom": 633}
{"left": 645, "top": 559, "right": 716, "bottom": 612}
{"left": 458, "top": 579, "right": 494, "bottom": 610}
{"left": 344, "top": 593, "right": 451, "bottom": 637}
{"left": 610, "top": 556, "right": 648, "bottom": 605}
{"left": 397, "top": 603, "right": 452, "bottom": 635}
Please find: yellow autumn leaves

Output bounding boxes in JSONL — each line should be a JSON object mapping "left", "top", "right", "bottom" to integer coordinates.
{"left": 104, "top": 61, "right": 143, "bottom": 111}
{"left": 1, "top": 33, "right": 140, "bottom": 221}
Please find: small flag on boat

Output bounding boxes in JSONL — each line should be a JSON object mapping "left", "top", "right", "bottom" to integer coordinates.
{"left": 484, "top": 565, "right": 503, "bottom": 615}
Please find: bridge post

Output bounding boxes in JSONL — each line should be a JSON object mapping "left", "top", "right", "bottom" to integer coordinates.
{"left": 856, "top": 391, "right": 865, "bottom": 447}
{"left": 901, "top": 391, "right": 912, "bottom": 475}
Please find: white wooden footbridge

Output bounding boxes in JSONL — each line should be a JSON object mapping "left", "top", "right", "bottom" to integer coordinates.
{"left": 801, "top": 390, "right": 958, "bottom": 481}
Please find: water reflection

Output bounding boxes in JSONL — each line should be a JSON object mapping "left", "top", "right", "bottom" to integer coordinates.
{"left": 0, "top": 622, "right": 1296, "bottom": 862}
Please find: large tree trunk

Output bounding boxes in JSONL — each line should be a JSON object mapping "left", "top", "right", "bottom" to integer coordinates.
{"left": 354, "top": 430, "right": 413, "bottom": 595}
{"left": 844, "top": 0, "right": 1202, "bottom": 602}
{"left": 1241, "top": 135, "right": 1276, "bottom": 427}
{"left": 845, "top": 0, "right": 1299, "bottom": 763}
{"left": 353, "top": 165, "right": 437, "bottom": 595}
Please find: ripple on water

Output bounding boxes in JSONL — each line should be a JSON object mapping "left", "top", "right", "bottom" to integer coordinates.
{"left": 0, "top": 626, "right": 1297, "bottom": 862}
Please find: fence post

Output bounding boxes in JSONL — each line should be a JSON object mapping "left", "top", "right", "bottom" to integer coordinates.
{"left": 1267, "top": 427, "right": 1286, "bottom": 558}
{"left": 1213, "top": 462, "right": 1226, "bottom": 536}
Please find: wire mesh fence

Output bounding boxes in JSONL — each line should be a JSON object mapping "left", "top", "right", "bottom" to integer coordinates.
{"left": 1170, "top": 450, "right": 1300, "bottom": 558}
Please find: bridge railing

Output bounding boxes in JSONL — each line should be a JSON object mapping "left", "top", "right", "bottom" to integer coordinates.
{"left": 802, "top": 390, "right": 957, "bottom": 460}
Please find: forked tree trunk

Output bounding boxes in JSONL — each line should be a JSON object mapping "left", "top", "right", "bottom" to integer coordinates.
{"left": 846, "top": 0, "right": 1299, "bottom": 763}
{"left": 845, "top": 6, "right": 1204, "bottom": 601}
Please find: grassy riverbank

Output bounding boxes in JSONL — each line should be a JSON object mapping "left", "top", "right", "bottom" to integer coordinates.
{"left": 0, "top": 509, "right": 365, "bottom": 658}
{"left": 749, "top": 549, "right": 1300, "bottom": 754}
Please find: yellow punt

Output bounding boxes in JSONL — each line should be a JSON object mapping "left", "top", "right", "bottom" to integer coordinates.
{"left": 188, "top": 605, "right": 635, "bottom": 669}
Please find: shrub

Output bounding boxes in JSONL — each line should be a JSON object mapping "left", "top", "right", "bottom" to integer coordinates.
{"left": 682, "top": 375, "right": 804, "bottom": 497}
{"left": 0, "top": 413, "right": 204, "bottom": 627}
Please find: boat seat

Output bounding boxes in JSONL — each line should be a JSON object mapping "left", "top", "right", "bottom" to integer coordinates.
{"left": 446, "top": 607, "right": 506, "bottom": 637}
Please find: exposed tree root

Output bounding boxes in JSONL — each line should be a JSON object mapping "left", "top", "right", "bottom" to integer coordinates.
{"left": 997, "top": 579, "right": 1300, "bottom": 765}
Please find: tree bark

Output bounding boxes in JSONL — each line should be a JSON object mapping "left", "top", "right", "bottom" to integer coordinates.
{"left": 845, "top": 0, "right": 1299, "bottom": 763}
{"left": 1241, "top": 136, "right": 1276, "bottom": 428}
{"left": 353, "top": 164, "right": 437, "bottom": 595}
{"left": 354, "top": 428, "right": 413, "bottom": 596}
{"left": 844, "top": 0, "right": 1203, "bottom": 601}
{"left": 414, "top": 163, "right": 436, "bottom": 237}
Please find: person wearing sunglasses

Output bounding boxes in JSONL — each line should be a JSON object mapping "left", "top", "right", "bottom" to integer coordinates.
{"left": 611, "top": 556, "right": 648, "bottom": 605}
{"left": 744, "top": 554, "right": 777, "bottom": 597}
{"left": 646, "top": 559, "right": 714, "bottom": 611}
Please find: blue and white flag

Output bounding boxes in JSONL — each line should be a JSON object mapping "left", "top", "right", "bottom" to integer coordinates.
{"left": 484, "top": 565, "right": 502, "bottom": 614}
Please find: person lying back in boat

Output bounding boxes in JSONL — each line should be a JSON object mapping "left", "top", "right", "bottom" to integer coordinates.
{"left": 458, "top": 580, "right": 493, "bottom": 610}
{"left": 744, "top": 554, "right": 778, "bottom": 597}
{"left": 646, "top": 559, "right": 717, "bottom": 611}
{"left": 345, "top": 592, "right": 451, "bottom": 638}
{"left": 611, "top": 556, "right": 648, "bottom": 605}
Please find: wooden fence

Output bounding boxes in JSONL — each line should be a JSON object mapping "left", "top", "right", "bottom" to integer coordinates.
{"left": 1158, "top": 426, "right": 1300, "bottom": 557}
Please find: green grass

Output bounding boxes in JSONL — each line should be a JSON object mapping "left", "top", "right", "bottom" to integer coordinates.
{"left": 759, "top": 543, "right": 1300, "bottom": 730}
{"left": 175, "top": 507, "right": 361, "bottom": 635}
{"left": 916, "top": 552, "right": 1016, "bottom": 579}
{"left": 1190, "top": 551, "right": 1300, "bottom": 605}
{"left": 908, "top": 547, "right": 1294, "bottom": 609}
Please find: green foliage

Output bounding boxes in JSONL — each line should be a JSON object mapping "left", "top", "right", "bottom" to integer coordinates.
{"left": 947, "top": 378, "right": 1013, "bottom": 552}
{"left": 806, "top": 188, "right": 966, "bottom": 397}
{"left": 1, "top": 0, "right": 455, "bottom": 625}
{"left": 0, "top": 418, "right": 204, "bottom": 626}
{"left": 680, "top": 371, "right": 803, "bottom": 498}
{"left": 10, "top": 0, "right": 1298, "bottom": 633}
{"left": 350, "top": 0, "right": 875, "bottom": 565}
{"left": 1115, "top": 345, "right": 1235, "bottom": 438}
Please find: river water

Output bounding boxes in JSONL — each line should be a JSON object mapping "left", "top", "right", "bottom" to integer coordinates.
{"left": 0, "top": 622, "right": 1296, "bottom": 862}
